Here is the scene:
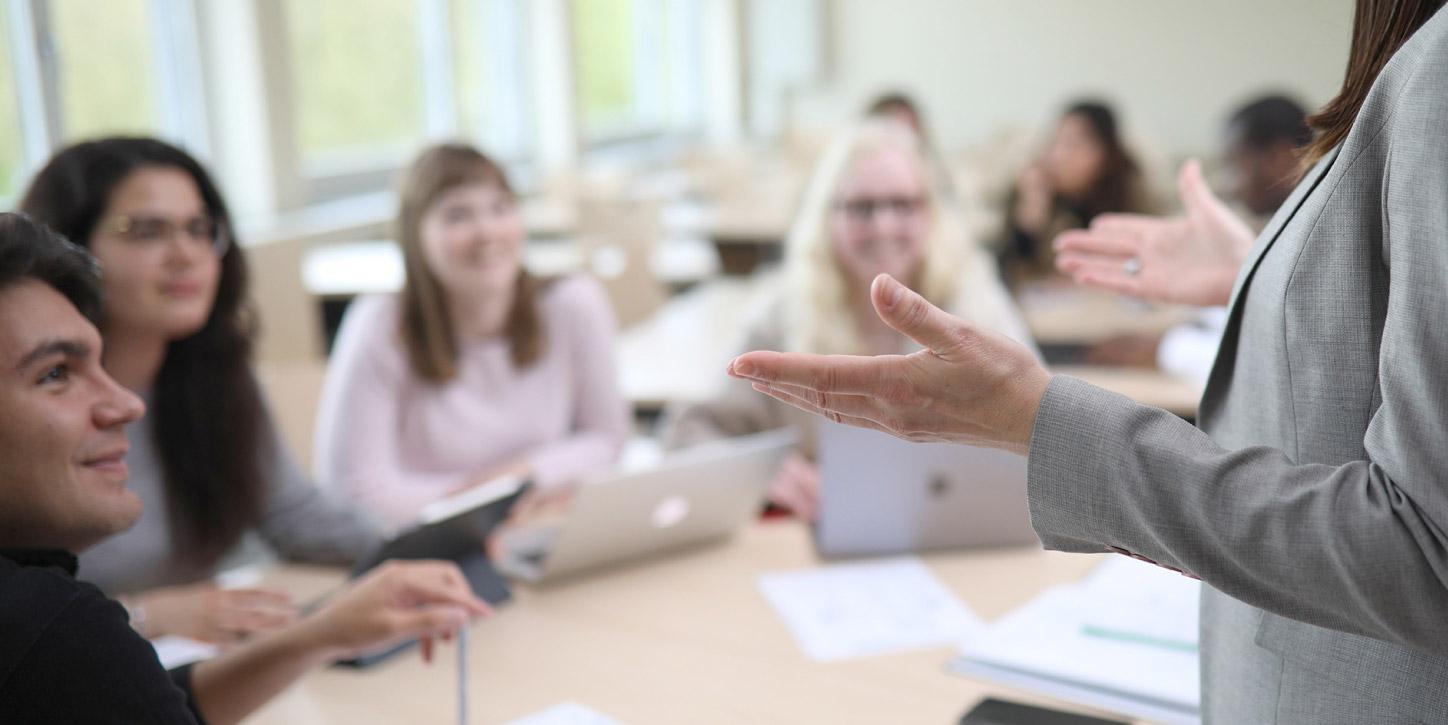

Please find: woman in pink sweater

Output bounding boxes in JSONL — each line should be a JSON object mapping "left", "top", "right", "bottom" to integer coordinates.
{"left": 314, "top": 144, "right": 631, "bottom": 529}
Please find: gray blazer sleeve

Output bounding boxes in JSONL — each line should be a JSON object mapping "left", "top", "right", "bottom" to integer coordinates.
{"left": 1027, "top": 55, "right": 1448, "bottom": 654}
{"left": 254, "top": 411, "right": 385, "bottom": 565}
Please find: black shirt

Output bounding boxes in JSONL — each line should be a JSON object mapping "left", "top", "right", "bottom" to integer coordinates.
{"left": 0, "top": 549, "right": 203, "bottom": 723}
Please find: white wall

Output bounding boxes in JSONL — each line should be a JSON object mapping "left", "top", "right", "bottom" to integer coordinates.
{"left": 784, "top": 0, "right": 1354, "bottom": 159}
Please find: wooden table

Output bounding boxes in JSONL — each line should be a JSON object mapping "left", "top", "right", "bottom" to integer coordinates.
{"left": 245, "top": 522, "right": 1143, "bottom": 724}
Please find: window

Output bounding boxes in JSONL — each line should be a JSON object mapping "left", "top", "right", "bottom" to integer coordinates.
{"left": 285, "top": 0, "right": 427, "bottom": 173}
{"left": 0, "top": 12, "right": 24, "bottom": 198}
{"left": 450, "top": 0, "right": 530, "bottom": 160}
{"left": 48, "top": 0, "right": 162, "bottom": 140}
{"left": 572, "top": 0, "right": 702, "bottom": 141}
{"left": 572, "top": 0, "right": 637, "bottom": 134}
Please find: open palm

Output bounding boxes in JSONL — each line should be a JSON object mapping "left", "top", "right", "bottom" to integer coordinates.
{"left": 1054, "top": 160, "right": 1255, "bottom": 307}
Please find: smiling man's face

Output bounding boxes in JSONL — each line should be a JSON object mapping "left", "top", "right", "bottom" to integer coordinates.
{"left": 0, "top": 280, "right": 146, "bottom": 552}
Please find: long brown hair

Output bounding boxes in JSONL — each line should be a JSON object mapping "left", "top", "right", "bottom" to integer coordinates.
{"left": 1059, "top": 100, "right": 1143, "bottom": 221}
{"left": 1305, "top": 0, "right": 1446, "bottom": 162}
{"left": 397, "top": 143, "right": 545, "bottom": 382}
{"left": 20, "top": 138, "right": 266, "bottom": 567}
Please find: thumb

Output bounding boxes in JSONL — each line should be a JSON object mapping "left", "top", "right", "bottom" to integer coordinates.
{"left": 870, "top": 274, "right": 967, "bottom": 354}
{"left": 1177, "top": 159, "right": 1224, "bottom": 218}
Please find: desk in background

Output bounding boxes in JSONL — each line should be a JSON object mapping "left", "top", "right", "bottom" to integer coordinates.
{"left": 246, "top": 521, "right": 1140, "bottom": 725}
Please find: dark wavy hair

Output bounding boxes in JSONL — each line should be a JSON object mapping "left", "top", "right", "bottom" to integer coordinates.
{"left": 1059, "top": 100, "right": 1143, "bottom": 220}
{"left": 19, "top": 137, "right": 266, "bottom": 567}
{"left": 0, "top": 212, "right": 103, "bottom": 323}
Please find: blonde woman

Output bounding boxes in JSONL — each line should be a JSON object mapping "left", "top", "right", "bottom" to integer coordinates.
{"left": 314, "top": 144, "right": 631, "bottom": 529}
{"left": 661, "top": 121, "right": 1035, "bottom": 519}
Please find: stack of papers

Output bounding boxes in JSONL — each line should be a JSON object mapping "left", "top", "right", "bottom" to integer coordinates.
{"left": 758, "top": 557, "right": 983, "bottom": 661}
{"left": 152, "top": 635, "right": 219, "bottom": 670}
{"left": 951, "top": 557, "right": 1201, "bottom": 725}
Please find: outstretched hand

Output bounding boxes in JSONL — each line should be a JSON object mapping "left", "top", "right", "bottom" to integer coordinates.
{"left": 1053, "top": 159, "right": 1255, "bottom": 307}
{"left": 728, "top": 274, "right": 1051, "bottom": 456}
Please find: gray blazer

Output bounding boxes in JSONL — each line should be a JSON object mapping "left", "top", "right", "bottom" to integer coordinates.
{"left": 1026, "top": 8, "right": 1448, "bottom": 724}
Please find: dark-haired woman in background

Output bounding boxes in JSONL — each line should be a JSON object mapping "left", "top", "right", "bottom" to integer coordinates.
{"left": 1002, "top": 100, "right": 1152, "bottom": 282}
{"left": 19, "top": 137, "right": 383, "bottom": 645}
{"left": 312, "top": 143, "right": 629, "bottom": 529}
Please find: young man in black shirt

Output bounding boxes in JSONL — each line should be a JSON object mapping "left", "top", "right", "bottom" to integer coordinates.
{"left": 0, "top": 212, "right": 490, "bottom": 723}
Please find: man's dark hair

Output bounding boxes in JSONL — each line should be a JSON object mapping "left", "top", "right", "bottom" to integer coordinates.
{"left": 0, "top": 212, "right": 103, "bottom": 322}
{"left": 1229, "top": 95, "right": 1312, "bottom": 150}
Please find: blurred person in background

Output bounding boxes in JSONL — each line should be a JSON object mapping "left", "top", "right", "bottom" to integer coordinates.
{"left": 660, "top": 120, "right": 1035, "bottom": 520}
{"left": 313, "top": 143, "right": 629, "bottom": 530}
{"left": 1002, "top": 100, "right": 1154, "bottom": 283}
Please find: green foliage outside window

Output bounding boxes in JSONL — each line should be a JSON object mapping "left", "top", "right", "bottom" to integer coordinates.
{"left": 573, "top": 0, "right": 637, "bottom": 131}
{"left": 287, "top": 0, "right": 425, "bottom": 163}
{"left": 51, "top": 0, "right": 159, "bottom": 140}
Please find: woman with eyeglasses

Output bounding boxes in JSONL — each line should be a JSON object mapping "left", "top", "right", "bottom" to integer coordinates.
{"left": 659, "top": 120, "right": 1036, "bottom": 520}
{"left": 18, "top": 137, "right": 383, "bottom": 646}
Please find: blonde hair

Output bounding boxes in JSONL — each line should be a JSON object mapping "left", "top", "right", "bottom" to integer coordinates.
{"left": 781, "top": 120, "right": 1001, "bottom": 354}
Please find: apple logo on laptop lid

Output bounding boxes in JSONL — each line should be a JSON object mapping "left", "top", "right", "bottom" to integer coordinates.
{"left": 652, "top": 495, "right": 690, "bottom": 529}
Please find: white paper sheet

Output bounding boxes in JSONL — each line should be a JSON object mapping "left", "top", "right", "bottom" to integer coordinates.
{"left": 151, "top": 635, "right": 219, "bottom": 670}
{"left": 502, "top": 703, "right": 625, "bottom": 725}
{"left": 757, "top": 557, "right": 983, "bottom": 662}
{"left": 953, "top": 556, "right": 1200, "bottom": 720}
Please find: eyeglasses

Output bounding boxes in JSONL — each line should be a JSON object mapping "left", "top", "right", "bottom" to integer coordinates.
{"left": 103, "top": 214, "right": 231, "bottom": 256}
{"left": 833, "top": 195, "right": 927, "bottom": 223}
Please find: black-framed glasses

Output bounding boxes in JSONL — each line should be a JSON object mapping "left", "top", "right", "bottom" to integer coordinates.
{"left": 832, "top": 195, "right": 927, "bottom": 223}
{"left": 104, "top": 214, "right": 230, "bottom": 256}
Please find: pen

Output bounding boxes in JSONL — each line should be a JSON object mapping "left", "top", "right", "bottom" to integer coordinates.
{"left": 458, "top": 625, "right": 469, "bottom": 725}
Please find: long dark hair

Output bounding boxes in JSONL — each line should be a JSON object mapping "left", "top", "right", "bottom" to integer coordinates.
{"left": 1305, "top": 0, "right": 1446, "bottom": 162}
{"left": 396, "top": 143, "right": 545, "bottom": 382}
{"left": 19, "top": 137, "right": 266, "bottom": 567}
{"left": 1059, "top": 100, "right": 1142, "bottom": 220}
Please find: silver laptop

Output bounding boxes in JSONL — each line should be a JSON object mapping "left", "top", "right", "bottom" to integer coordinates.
{"left": 497, "top": 428, "right": 797, "bottom": 583}
{"left": 815, "top": 421, "right": 1038, "bottom": 556}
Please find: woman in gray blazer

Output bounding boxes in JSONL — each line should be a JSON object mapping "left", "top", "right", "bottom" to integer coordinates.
{"left": 728, "top": 2, "right": 1448, "bottom": 722}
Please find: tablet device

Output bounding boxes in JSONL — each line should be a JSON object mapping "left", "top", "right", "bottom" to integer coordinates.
{"left": 816, "top": 421, "right": 1037, "bottom": 556}
{"left": 336, "top": 475, "right": 529, "bottom": 667}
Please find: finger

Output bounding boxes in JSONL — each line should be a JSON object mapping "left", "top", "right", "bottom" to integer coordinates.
{"left": 223, "top": 588, "right": 293, "bottom": 606}
{"left": 1071, "top": 267, "right": 1147, "bottom": 299}
{"left": 199, "top": 626, "right": 244, "bottom": 646}
{"left": 1177, "top": 158, "right": 1213, "bottom": 214}
{"left": 391, "top": 562, "right": 493, "bottom": 616}
{"left": 420, "top": 635, "right": 434, "bottom": 664}
{"left": 1055, "top": 250, "right": 1133, "bottom": 276}
{"left": 795, "top": 466, "right": 820, "bottom": 521}
{"left": 769, "top": 478, "right": 809, "bottom": 516}
{"left": 1086, "top": 212, "right": 1162, "bottom": 234}
{"left": 751, "top": 382, "right": 897, "bottom": 435}
{"left": 750, "top": 381, "right": 892, "bottom": 425}
{"left": 728, "top": 350, "right": 894, "bottom": 394}
{"left": 870, "top": 274, "right": 972, "bottom": 355}
{"left": 1052, "top": 228, "right": 1141, "bottom": 258}
{"left": 221, "top": 606, "right": 297, "bottom": 633}
{"left": 390, "top": 605, "right": 470, "bottom": 643}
